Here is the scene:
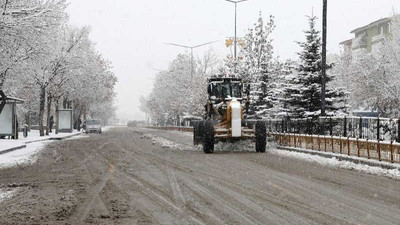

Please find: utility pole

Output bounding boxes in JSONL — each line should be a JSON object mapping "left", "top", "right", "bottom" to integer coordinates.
{"left": 165, "top": 41, "right": 217, "bottom": 77}
{"left": 321, "top": 0, "right": 327, "bottom": 116}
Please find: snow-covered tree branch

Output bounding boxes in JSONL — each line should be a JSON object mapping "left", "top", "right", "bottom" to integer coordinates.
{"left": 1, "top": 0, "right": 117, "bottom": 136}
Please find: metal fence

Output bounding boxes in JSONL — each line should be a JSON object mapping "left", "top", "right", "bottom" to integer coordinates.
{"left": 259, "top": 116, "right": 400, "bottom": 142}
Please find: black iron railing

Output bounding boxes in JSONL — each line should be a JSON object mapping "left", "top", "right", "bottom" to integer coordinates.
{"left": 248, "top": 116, "right": 400, "bottom": 143}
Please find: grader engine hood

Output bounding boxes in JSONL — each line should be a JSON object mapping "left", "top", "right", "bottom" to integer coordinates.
{"left": 229, "top": 99, "right": 242, "bottom": 137}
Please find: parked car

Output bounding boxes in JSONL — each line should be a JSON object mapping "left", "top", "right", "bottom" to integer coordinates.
{"left": 85, "top": 119, "right": 102, "bottom": 133}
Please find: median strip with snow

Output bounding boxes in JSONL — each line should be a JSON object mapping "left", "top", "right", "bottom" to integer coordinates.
{"left": 269, "top": 148, "right": 400, "bottom": 180}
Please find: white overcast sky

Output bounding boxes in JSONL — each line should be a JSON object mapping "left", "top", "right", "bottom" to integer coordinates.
{"left": 66, "top": 0, "right": 400, "bottom": 121}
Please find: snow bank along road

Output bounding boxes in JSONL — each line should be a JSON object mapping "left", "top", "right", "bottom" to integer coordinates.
{"left": 0, "top": 127, "right": 399, "bottom": 224}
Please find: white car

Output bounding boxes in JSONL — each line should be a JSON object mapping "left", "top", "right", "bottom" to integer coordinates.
{"left": 85, "top": 119, "right": 102, "bottom": 133}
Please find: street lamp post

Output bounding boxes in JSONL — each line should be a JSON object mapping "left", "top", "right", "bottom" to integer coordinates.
{"left": 225, "top": 0, "right": 248, "bottom": 61}
{"left": 165, "top": 41, "right": 217, "bottom": 77}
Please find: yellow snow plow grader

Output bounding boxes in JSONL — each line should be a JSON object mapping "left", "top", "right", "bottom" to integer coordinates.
{"left": 193, "top": 76, "right": 266, "bottom": 153}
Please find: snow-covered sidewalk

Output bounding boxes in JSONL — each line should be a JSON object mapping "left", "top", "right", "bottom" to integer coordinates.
{"left": 0, "top": 130, "right": 81, "bottom": 155}
{"left": 0, "top": 141, "right": 48, "bottom": 169}
{"left": 0, "top": 140, "right": 26, "bottom": 155}
{"left": 0, "top": 127, "right": 118, "bottom": 169}
{"left": 0, "top": 132, "right": 81, "bottom": 169}
{"left": 18, "top": 130, "right": 82, "bottom": 144}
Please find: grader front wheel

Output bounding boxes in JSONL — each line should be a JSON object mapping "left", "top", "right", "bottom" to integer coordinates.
{"left": 193, "top": 121, "right": 205, "bottom": 145}
{"left": 203, "top": 121, "right": 215, "bottom": 154}
{"left": 193, "top": 122, "right": 200, "bottom": 145}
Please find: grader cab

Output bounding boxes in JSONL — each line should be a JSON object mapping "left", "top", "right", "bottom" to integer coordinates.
{"left": 193, "top": 77, "right": 266, "bottom": 153}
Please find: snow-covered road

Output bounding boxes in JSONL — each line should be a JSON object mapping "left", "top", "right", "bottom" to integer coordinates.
{"left": 0, "top": 127, "right": 399, "bottom": 224}
{"left": 141, "top": 127, "right": 400, "bottom": 180}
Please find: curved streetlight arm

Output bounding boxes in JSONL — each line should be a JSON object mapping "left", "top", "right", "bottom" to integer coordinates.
{"left": 225, "top": 0, "right": 248, "bottom": 3}
{"left": 164, "top": 41, "right": 218, "bottom": 77}
{"left": 164, "top": 43, "right": 192, "bottom": 49}
{"left": 192, "top": 40, "right": 219, "bottom": 49}
{"left": 165, "top": 41, "right": 218, "bottom": 50}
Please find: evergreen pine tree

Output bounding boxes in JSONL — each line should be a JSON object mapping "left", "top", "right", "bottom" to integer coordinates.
{"left": 285, "top": 16, "right": 345, "bottom": 118}
{"left": 275, "top": 59, "right": 298, "bottom": 117}
{"left": 254, "top": 59, "right": 285, "bottom": 118}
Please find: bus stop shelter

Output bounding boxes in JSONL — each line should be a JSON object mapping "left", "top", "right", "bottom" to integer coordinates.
{"left": 57, "top": 109, "right": 73, "bottom": 133}
{"left": 0, "top": 91, "right": 24, "bottom": 139}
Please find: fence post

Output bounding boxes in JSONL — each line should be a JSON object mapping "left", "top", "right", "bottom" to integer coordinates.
{"left": 377, "top": 117, "right": 380, "bottom": 141}
{"left": 347, "top": 137, "right": 350, "bottom": 156}
{"left": 318, "top": 135, "right": 321, "bottom": 151}
{"left": 294, "top": 134, "right": 296, "bottom": 147}
{"left": 329, "top": 116, "right": 333, "bottom": 136}
{"left": 306, "top": 135, "right": 308, "bottom": 149}
{"left": 390, "top": 141, "right": 394, "bottom": 163}
{"left": 311, "top": 135, "right": 314, "bottom": 150}
{"left": 359, "top": 117, "right": 362, "bottom": 139}
{"left": 344, "top": 116, "right": 347, "bottom": 137}
{"left": 378, "top": 140, "right": 381, "bottom": 161}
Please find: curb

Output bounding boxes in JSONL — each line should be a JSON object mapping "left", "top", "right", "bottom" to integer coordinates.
{"left": 277, "top": 146, "right": 400, "bottom": 170}
{"left": 49, "top": 133, "right": 81, "bottom": 141}
{"left": 25, "top": 139, "right": 50, "bottom": 144}
{"left": 24, "top": 133, "right": 82, "bottom": 144}
{"left": 0, "top": 145, "right": 27, "bottom": 156}
{"left": 0, "top": 133, "right": 82, "bottom": 155}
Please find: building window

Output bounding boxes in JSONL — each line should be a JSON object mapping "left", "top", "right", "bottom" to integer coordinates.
{"left": 380, "top": 26, "right": 383, "bottom": 35}
{"left": 388, "top": 23, "right": 391, "bottom": 34}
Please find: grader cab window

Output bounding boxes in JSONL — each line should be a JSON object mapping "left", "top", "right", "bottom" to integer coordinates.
{"left": 211, "top": 81, "right": 242, "bottom": 99}
{"left": 222, "top": 83, "right": 231, "bottom": 98}
{"left": 214, "top": 83, "right": 222, "bottom": 98}
{"left": 231, "top": 83, "right": 242, "bottom": 98}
